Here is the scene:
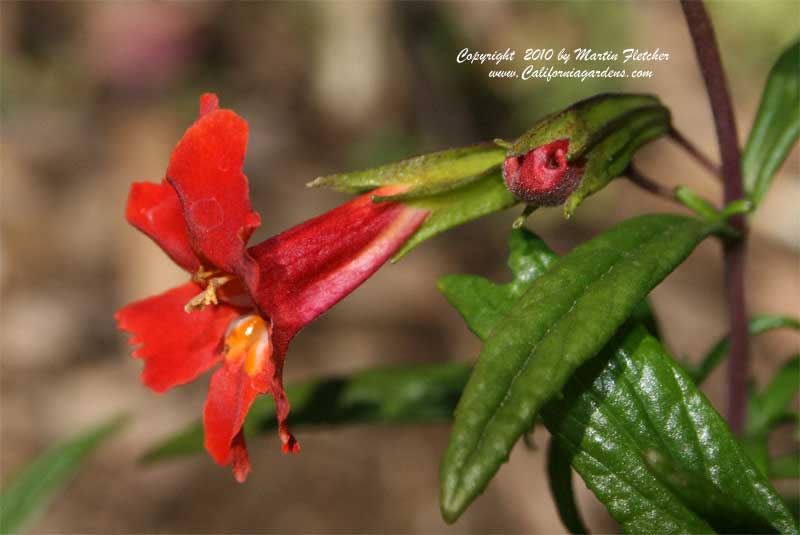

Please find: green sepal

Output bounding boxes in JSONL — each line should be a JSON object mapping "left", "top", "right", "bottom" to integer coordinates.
{"left": 391, "top": 171, "right": 517, "bottom": 261}
{"left": 309, "top": 142, "right": 506, "bottom": 198}
{"left": 507, "top": 93, "right": 665, "bottom": 159}
{"left": 563, "top": 105, "right": 670, "bottom": 217}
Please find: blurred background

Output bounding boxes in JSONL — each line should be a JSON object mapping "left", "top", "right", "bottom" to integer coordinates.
{"left": 1, "top": 1, "right": 798, "bottom": 532}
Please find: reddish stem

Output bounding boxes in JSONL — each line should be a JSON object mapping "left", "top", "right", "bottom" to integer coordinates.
{"left": 668, "top": 126, "right": 722, "bottom": 181}
{"left": 680, "top": 0, "right": 749, "bottom": 434}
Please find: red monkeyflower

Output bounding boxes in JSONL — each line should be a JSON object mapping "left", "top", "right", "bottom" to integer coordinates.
{"left": 502, "top": 139, "right": 586, "bottom": 206}
{"left": 116, "top": 94, "right": 427, "bottom": 481}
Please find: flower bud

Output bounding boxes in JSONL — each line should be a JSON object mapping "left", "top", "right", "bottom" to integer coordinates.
{"left": 500, "top": 93, "right": 670, "bottom": 215}
{"left": 502, "top": 139, "right": 586, "bottom": 206}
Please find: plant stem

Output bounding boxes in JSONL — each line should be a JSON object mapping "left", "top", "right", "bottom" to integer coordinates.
{"left": 626, "top": 166, "right": 677, "bottom": 201}
{"left": 669, "top": 127, "right": 722, "bottom": 181}
{"left": 680, "top": 0, "right": 749, "bottom": 435}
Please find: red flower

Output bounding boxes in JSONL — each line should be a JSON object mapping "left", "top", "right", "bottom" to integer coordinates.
{"left": 116, "top": 94, "right": 427, "bottom": 481}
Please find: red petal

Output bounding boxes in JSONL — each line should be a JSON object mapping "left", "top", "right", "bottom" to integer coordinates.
{"left": 203, "top": 361, "right": 259, "bottom": 469}
{"left": 230, "top": 429, "right": 251, "bottom": 483}
{"left": 249, "top": 344, "right": 300, "bottom": 455}
{"left": 198, "top": 93, "right": 219, "bottom": 118}
{"left": 115, "top": 282, "right": 241, "bottom": 393}
{"left": 248, "top": 186, "right": 427, "bottom": 342}
{"left": 125, "top": 180, "right": 200, "bottom": 272}
{"left": 166, "top": 98, "right": 260, "bottom": 287}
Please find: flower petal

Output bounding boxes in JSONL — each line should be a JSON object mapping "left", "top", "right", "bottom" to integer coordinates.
{"left": 166, "top": 97, "right": 260, "bottom": 287}
{"left": 203, "top": 361, "right": 259, "bottom": 473}
{"left": 125, "top": 180, "right": 200, "bottom": 272}
{"left": 230, "top": 429, "right": 251, "bottom": 483}
{"left": 115, "top": 282, "right": 241, "bottom": 393}
{"left": 248, "top": 186, "right": 428, "bottom": 340}
{"left": 248, "top": 343, "right": 300, "bottom": 455}
{"left": 198, "top": 92, "right": 219, "bottom": 118}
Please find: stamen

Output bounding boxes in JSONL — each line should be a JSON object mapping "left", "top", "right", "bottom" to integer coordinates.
{"left": 184, "top": 267, "right": 235, "bottom": 313}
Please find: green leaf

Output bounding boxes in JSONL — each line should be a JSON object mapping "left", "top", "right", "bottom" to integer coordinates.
{"left": 643, "top": 449, "right": 778, "bottom": 534}
{"left": 742, "top": 39, "right": 800, "bottom": 207}
{"left": 438, "top": 228, "right": 557, "bottom": 340}
{"left": 547, "top": 436, "right": 589, "bottom": 535}
{"left": 747, "top": 355, "right": 800, "bottom": 438}
{"left": 690, "top": 315, "right": 800, "bottom": 384}
{"left": 142, "top": 363, "right": 471, "bottom": 462}
{"left": 0, "top": 416, "right": 126, "bottom": 534}
{"left": 309, "top": 143, "right": 506, "bottom": 196}
{"left": 541, "top": 327, "right": 796, "bottom": 535}
{"left": 675, "top": 185, "right": 722, "bottom": 222}
{"left": 392, "top": 171, "right": 517, "bottom": 260}
{"left": 721, "top": 199, "right": 754, "bottom": 220}
{"left": 439, "top": 228, "right": 660, "bottom": 344}
{"left": 440, "top": 214, "right": 714, "bottom": 522}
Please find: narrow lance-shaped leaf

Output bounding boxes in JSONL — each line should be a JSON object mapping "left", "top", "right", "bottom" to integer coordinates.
{"left": 539, "top": 329, "right": 796, "bottom": 535}
{"left": 643, "top": 450, "right": 778, "bottom": 534}
{"left": 439, "top": 227, "right": 660, "bottom": 343}
{"left": 742, "top": 39, "right": 800, "bottom": 207}
{"left": 440, "top": 228, "right": 794, "bottom": 532}
{"left": 440, "top": 214, "right": 715, "bottom": 523}
{"left": 690, "top": 315, "right": 800, "bottom": 384}
{"left": 743, "top": 354, "right": 800, "bottom": 476}
{"left": 674, "top": 185, "right": 724, "bottom": 223}
{"left": 547, "top": 437, "right": 589, "bottom": 535}
{"left": 747, "top": 354, "right": 800, "bottom": 439}
{"left": 438, "top": 228, "right": 558, "bottom": 340}
{"left": 142, "top": 363, "right": 471, "bottom": 462}
{"left": 0, "top": 416, "right": 126, "bottom": 534}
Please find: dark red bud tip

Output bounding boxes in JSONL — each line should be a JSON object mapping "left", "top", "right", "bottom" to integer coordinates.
{"left": 503, "top": 139, "right": 585, "bottom": 206}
